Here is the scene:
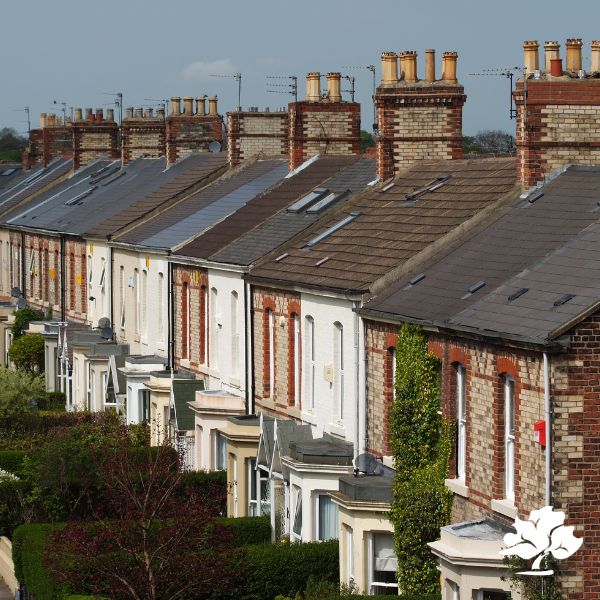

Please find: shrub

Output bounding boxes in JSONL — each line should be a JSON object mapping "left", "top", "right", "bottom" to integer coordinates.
{"left": 9, "top": 333, "right": 45, "bottom": 372}
{"left": 0, "top": 449, "right": 28, "bottom": 475}
{"left": 217, "top": 515, "right": 271, "bottom": 547}
{"left": 181, "top": 470, "right": 227, "bottom": 513}
{"left": 35, "top": 391, "right": 66, "bottom": 411}
{"left": 225, "top": 540, "right": 339, "bottom": 600}
{"left": 0, "top": 367, "right": 45, "bottom": 420}
{"left": 11, "top": 307, "right": 42, "bottom": 339}
{"left": 12, "top": 523, "right": 69, "bottom": 600}
{"left": 0, "top": 476, "right": 25, "bottom": 536}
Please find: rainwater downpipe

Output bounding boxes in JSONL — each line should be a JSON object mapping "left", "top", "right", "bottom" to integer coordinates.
{"left": 543, "top": 352, "right": 552, "bottom": 506}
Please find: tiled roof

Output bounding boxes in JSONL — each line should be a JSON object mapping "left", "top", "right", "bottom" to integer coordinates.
{"left": 0, "top": 158, "right": 72, "bottom": 217}
{"left": 361, "top": 166, "right": 600, "bottom": 346}
{"left": 204, "top": 157, "right": 376, "bottom": 265}
{"left": 116, "top": 159, "right": 288, "bottom": 249}
{"left": 248, "top": 157, "right": 518, "bottom": 293}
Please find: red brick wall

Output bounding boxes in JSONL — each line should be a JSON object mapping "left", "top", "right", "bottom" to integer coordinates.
{"left": 64, "top": 238, "right": 87, "bottom": 322}
{"left": 375, "top": 84, "right": 466, "bottom": 181}
{"left": 253, "top": 286, "right": 302, "bottom": 418}
{"left": 165, "top": 115, "right": 222, "bottom": 164}
{"left": 172, "top": 265, "right": 209, "bottom": 379}
{"left": 515, "top": 78, "right": 600, "bottom": 189}
{"left": 288, "top": 101, "right": 361, "bottom": 170}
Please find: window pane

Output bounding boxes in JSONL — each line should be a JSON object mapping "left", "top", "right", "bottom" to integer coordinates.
{"left": 318, "top": 494, "right": 338, "bottom": 540}
{"left": 292, "top": 489, "right": 302, "bottom": 537}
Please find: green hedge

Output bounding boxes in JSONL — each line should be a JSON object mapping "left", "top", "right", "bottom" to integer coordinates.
{"left": 218, "top": 515, "right": 271, "bottom": 547}
{"left": 12, "top": 523, "right": 67, "bottom": 600}
{"left": 227, "top": 540, "right": 339, "bottom": 600}
{"left": 0, "top": 479, "right": 25, "bottom": 536}
{"left": 0, "top": 449, "right": 27, "bottom": 475}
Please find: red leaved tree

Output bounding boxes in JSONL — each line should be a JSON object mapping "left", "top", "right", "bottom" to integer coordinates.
{"left": 46, "top": 427, "right": 236, "bottom": 600}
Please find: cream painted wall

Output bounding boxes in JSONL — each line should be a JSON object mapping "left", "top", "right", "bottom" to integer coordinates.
{"left": 85, "top": 241, "right": 111, "bottom": 328}
{"left": 0, "top": 229, "right": 12, "bottom": 296}
{"left": 112, "top": 247, "right": 168, "bottom": 357}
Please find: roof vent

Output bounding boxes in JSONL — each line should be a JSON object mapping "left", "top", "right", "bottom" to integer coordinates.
{"left": 305, "top": 212, "right": 362, "bottom": 248}
{"left": 508, "top": 288, "right": 529, "bottom": 302}
{"left": 380, "top": 182, "right": 395, "bottom": 193}
{"left": 527, "top": 190, "right": 544, "bottom": 204}
{"left": 553, "top": 293, "right": 575, "bottom": 307}
{"left": 306, "top": 190, "right": 349, "bottom": 214}
{"left": 461, "top": 280, "right": 485, "bottom": 299}
{"left": 405, "top": 175, "right": 451, "bottom": 202}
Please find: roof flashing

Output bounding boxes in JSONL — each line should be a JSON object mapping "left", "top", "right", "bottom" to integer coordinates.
{"left": 304, "top": 211, "right": 362, "bottom": 249}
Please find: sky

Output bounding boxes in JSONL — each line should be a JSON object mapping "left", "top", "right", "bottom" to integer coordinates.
{"left": 2, "top": 0, "right": 600, "bottom": 137}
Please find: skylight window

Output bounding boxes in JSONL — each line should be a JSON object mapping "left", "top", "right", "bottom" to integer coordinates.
{"left": 304, "top": 212, "right": 362, "bottom": 248}
{"left": 306, "top": 190, "right": 349, "bottom": 214}
{"left": 100, "top": 170, "right": 127, "bottom": 186}
{"left": 553, "top": 293, "right": 575, "bottom": 307}
{"left": 287, "top": 189, "right": 328, "bottom": 213}
{"left": 90, "top": 163, "right": 120, "bottom": 185}
{"left": 0, "top": 168, "right": 17, "bottom": 176}
{"left": 508, "top": 288, "right": 529, "bottom": 302}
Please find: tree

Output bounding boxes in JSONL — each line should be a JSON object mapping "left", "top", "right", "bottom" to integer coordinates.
{"left": 463, "top": 130, "right": 515, "bottom": 155}
{"left": 360, "top": 130, "right": 375, "bottom": 153}
{"left": 0, "top": 367, "right": 45, "bottom": 420}
{"left": 11, "top": 306, "right": 42, "bottom": 339}
{"left": 8, "top": 333, "right": 45, "bottom": 372}
{"left": 0, "top": 127, "right": 27, "bottom": 162}
{"left": 389, "top": 323, "right": 453, "bottom": 595}
{"left": 46, "top": 426, "right": 235, "bottom": 600}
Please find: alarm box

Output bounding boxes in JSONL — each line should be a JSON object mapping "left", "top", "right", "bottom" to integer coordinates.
{"left": 534, "top": 420, "right": 546, "bottom": 447}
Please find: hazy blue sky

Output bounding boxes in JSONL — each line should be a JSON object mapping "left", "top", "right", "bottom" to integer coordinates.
{"left": 2, "top": 0, "right": 600, "bottom": 137}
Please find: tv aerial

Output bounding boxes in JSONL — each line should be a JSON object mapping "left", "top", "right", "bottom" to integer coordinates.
{"left": 469, "top": 66, "right": 524, "bottom": 119}
{"left": 102, "top": 92, "right": 123, "bottom": 124}
{"left": 266, "top": 75, "right": 298, "bottom": 104}
{"left": 342, "top": 64, "right": 377, "bottom": 132}
{"left": 210, "top": 72, "right": 242, "bottom": 111}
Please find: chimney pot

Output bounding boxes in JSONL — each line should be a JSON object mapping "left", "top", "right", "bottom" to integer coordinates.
{"left": 196, "top": 96, "right": 206, "bottom": 116}
{"left": 106, "top": 108, "right": 114, "bottom": 121}
{"left": 85, "top": 108, "right": 93, "bottom": 121}
{"left": 183, "top": 96, "right": 194, "bottom": 115}
{"left": 566, "top": 38, "right": 583, "bottom": 72}
{"left": 305, "top": 72, "right": 321, "bottom": 101}
{"left": 544, "top": 41, "right": 560, "bottom": 72}
{"left": 380, "top": 51, "right": 398, "bottom": 84}
{"left": 134, "top": 107, "right": 144, "bottom": 119}
{"left": 47, "top": 113, "right": 56, "bottom": 128}
{"left": 95, "top": 109, "right": 104, "bottom": 122}
{"left": 125, "top": 107, "right": 134, "bottom": 119}
{"left": 523, "top": 40, "right": 540, "bottom": 75}
{"left": 170, "top": 97, "right": 181, "bottom": 116}
{"left": 73, "top": 108, "right": 83, "bottom": 122}
{"left": 39, "top": 113, "right": 47, "bottom": 129}
{"left": 327, "top": 72, "right": 342, "bottom": 102}
{"left": 442, "top": 51, "right": 459, "bottom": 84}
{"left": 146, "top": 108, "right": 154, "bottom": 118}
{"left": 400, "top": 51, "right": 418, "bottom": 83}
{"left": 425, "top": 49, "right": 436, "bottom": 82}
{"left": 208, "top": 96, "right": 218, "bottom": 116}
{"left": 157, "top": 107, "right": 166, "bottom": 119}
{"left": 591, "top": 40, "right": 600, "bottom": 72}
{"left": 550, "top": 57, "right": 564, "bottom": 77}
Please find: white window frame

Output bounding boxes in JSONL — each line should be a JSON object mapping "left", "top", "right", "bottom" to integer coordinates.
{"left": 99, "top": 259, "right": 106, "bottom": 291}
{"left": 305, "top": 316, "right": 315, "bottom": 410}
{"left": 291, "top": 486, "right": 302, "bottom": 541}
{"left": 133, "top": 268, "right": 140, "bottom": 335}
{"left": 248, "top": 458, "right": 258, "bottom": 516}
{"left": 346, "top": 525, "right": 354, "bottom": 583}
{"left": 268, "top": 308, "right": 274, "bottom": 397}
{"left": 201, "top": 286, "right": 208, "bottom": 365}
{"left": 183, "top": 282, "right": 190, "bottom": 359}
{"left": 315, "top": 492, "right": 338, "bottom": 541}
{"left": 214, "top": 430, "right": 227, "bottom": 471}
{"left": 334, "top": 322, "right": 344, "bottom": 421}
{"left": 504, "top": 375, "right": 515, "bottom": 501}
{"left": 86, "top": 361, "right": 92, "bottom": 410}
{"left": 141, "top": 269, "right": 148, "bottom": 339}
{"left": 87, "top": 255, "right": 93, "bottom": 285}
{"left": 102, "top": 370, "right": 111, "bottom": 406}
{"left": 157, "top": 272, "right": 164, "bottom": 343}
{"left": 368, "top": 532, "right": 398, "bottom": 595}
{"left": 210, "top": 287, "right": 218, "bottom": 368}
{"left": 456, "top": 364, "right": 467, "bottom": 480}
{"left": 232, "top": 457, "right": 238, "bottom": 517}
{"left": 292, "top": 313, "right": 300, "bottom": 407}
{"left": 28, "top": 248, "right": 34, "bottom": 275}
{"left": 119, "top": 267, "right": 125, "bottom": 330}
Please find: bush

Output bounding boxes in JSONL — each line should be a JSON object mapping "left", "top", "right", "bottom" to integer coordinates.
{"left": 9, "top": 333, "right": 45, "bottom": 372}
{"left": 0, "top": 367, "right": 45, "bottom": 420}
{"left": 181, "top": 470, "right": 227, "bottom": 513}
{"left": 12, "top": 523, "right": 69, "bottom": 600}
{"left": 0, "top": 449, "right": 28, "bottom": 475}
{"left": 225, "top": 540, "right": 339, "bottom": 600}
{"left": 217, "top": 515, "right": 271, "bottom": 547}
{"left": 35, "top": 391, "right": 66, "bottom": 411}
{"left": 0, "top": 475, "right": 25, "bottom": 537}
{"left": 11, "top": 307, "right": 42, "bottom": 339}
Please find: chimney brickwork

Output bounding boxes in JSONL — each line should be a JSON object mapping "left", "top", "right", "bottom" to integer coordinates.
{"left": 515, "top": 38, "right": 600, "bottom": 189}
{"left": 72, "top": 108, "right": 119, "bottom": 170}
{"left": 26, "top": 113, "right": 73, "bottom": 168}
{"left": 227, "top": 109, "right": 289, "bottom": 166}
{"left": 121, "top": 107, "right": 166, "bottom": 165}
{"left": 375, "top": 49, "right": 466, "bottom": 181}
{"left": 166, "top": 96, "right": 223, "bottom": 163}
{"left": 288, "top": 72, "right": 361, "bottom": 171}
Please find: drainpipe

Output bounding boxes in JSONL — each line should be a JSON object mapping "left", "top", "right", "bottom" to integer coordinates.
{"left": 109, "top": 246, "right": 114, "bottom": 330}
{"left": 353, "top": 302, "right": 361, "bottom": 458}
{"left": 543, "top": 352, "right": 552, "bottom": 506}
{"left": 168, "top": 260, "right": 174, "bottom": 371}
{"left": 60, "top": 235, "right": 66, "bottom": 322}
{"left": 20, "top": 232, "right": 26, "bottom": 299}
{"left": 248, "top": 279, "right": 256, "bottom": 415}
{"left": 243, "top": 278, "right": 252, "bottom": 415}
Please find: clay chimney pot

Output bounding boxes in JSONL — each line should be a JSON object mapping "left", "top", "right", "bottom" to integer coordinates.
{"left": 380, "top": 51, "right": 398, "bottom": 84}
{"left": 39, "top": 113, "right": 47, "bottom": 129}
{"left": 523, "top": 40, "right": 540, "bottom": 75}
{"left": 327, "top": 72, "right": 342, "bottom": 102}
{"left": 170, "top": 97, "right": 181, "bottom": 116}
{"left": 305, "top": 72, "right": 321, "bottom": 101}
{"left": 442, "top": 51, "right": 458, "bottom": 84}
{"left": 196, "top": 97, "right": 206, "bottom": 116}
{"left": 183, "top": 96, "right": 194, "bottom": 116}
{"left": 425, "top": 49, "right": 436, "bottom": 82}
{"left": 208, "top": 96, "right": 218, "bottom": 116}
{"left": 544, "top": 41, "right": 560, "bottom": 72}
{"left": 401, "top": 51, "right": 418, "bottom": 83}
{"left": 73, "top": 108, "right": 83, "bottom": 122}
{"left": 566, "top": 38, "right": 583, "bottom": 72}
{"left": 591, "top": 41, "right": 600, "bottom": 72}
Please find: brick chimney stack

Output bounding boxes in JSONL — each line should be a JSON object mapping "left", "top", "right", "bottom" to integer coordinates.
{"left": 515, "top": 38, "right": 600, "bottom": 189}
{"left": 375, "top": 48, "right": 466, "bottom": 181}
{"left": 121, "top": 106, "right": 166, "bottom": 165}
{"left": 26, "top": 111, "right": 73, "bottom": 169}
{"left": 71, "top": 106, "right": 119, "bottom": 170}
{"left": 288, "top": 71, "right": 361, "bottom": 170}
{"left": 165, "top": 94, "right": 223, "bottom": 163}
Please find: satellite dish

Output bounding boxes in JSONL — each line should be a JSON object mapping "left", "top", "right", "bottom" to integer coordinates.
{"left": 97, "top": 317, "right": 111, "bottom": 329}
{"left": 353, "top": 452, "right": 385, "bottom": 477}
{"left": 16, "top": 298, "right": 27, "bottom": 309}
{"left": 100, "top": 326, "right": 114, "bottom": 341}
{"left": 11, "top": 287, "right": 21, "bottom": 298}
{"left": 208, "top": 140, "right": 222, "bottom": 153}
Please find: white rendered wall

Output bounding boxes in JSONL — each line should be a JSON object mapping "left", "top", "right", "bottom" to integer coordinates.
{"left": 86, "top": 241, "right": 111, "bottom": 328}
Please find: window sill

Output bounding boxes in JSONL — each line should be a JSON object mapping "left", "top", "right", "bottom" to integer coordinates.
{"left": 179, "top": 359, "right": 191, "bottom": 369}
{"left": 327, "top": 422, "right": 346, "bottom": 438}
{"left": 301, "top": 410, "right": 317, "bottom": 425}
{"left": 445, "top": 478, "right": 469, "bottom": 498}
{"left": 491, "top": 498, "right": 517, "bottom": 519}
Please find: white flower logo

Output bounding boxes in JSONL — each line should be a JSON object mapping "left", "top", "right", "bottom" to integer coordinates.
{"left": 500, "top": 506, "right": 583, "bottom": 575}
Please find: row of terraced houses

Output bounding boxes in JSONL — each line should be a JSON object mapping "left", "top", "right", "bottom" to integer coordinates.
{"left": 2, "top": 38, "right": 600, "bottom": 599}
